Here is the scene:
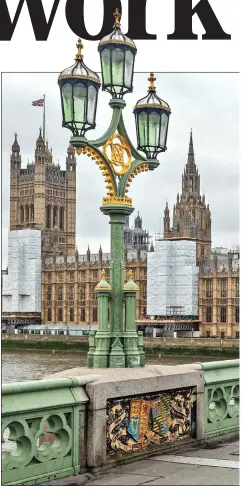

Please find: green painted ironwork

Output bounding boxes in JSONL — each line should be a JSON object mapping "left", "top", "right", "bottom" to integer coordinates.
{"left": 201, "top": 359, "right": 240, "bottom": 437}
{"left": 71, "top": 97, "right": 160, "bottom": 368}
{"left": 1, "top": 377, "right": 92, "bottom": 486}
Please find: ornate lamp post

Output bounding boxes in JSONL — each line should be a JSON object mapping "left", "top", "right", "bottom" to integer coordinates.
{"left": 58, "top": 9, "right": 171, "bottom": 368}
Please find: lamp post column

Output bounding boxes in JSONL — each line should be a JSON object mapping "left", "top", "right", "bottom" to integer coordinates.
{"left": 101, "top": 204, "right": 134, "bottom": 367}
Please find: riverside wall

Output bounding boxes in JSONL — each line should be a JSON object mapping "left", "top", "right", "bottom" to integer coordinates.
{"left": 1, "top": 334, "right": 239, "bottom": 357}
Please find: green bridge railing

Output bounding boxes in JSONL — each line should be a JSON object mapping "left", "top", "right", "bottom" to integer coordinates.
{"left": 1, "top": 376, "right": 93, "bottom": 486}
{"left": 201, "top": 359, "right": 240, "bottom": 437}
{"left": 1, "top": 360, "right": 240, "bottom": 485}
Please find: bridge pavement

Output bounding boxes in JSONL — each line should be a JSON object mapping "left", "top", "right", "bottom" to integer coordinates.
{"left": 85, "top": 438, "right": 239, "bottom": 486}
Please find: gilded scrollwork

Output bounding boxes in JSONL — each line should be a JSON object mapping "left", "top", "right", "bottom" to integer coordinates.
{"left": 103, "top": 134, "right": 132, "bottom": 176}
{"left": 76, "top": 145, "right": 117, "bottom": 198}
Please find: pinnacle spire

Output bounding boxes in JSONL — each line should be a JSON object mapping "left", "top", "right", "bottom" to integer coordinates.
{"left": 186, "top": 129, "right": 196, "bottom": 174}
{"left": 12, "top": 132, "right": 20, "bottom": 152}
{"left": 189, "top": 129, "right": 194, "bottom": 155}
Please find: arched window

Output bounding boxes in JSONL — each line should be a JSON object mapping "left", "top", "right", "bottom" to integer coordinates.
{"left": 30, "top": 204, "right": 34, "bottom": 221}
{"left": 25, "top": 205, "right": 29, "bottom": 222}
{"left": 20, "top": 206, "right": 24, "bottom": 223}
{"left": 59, "top": 207, "right": 64, "bottom": 230}
{"left": 53, "top": 205, "right": 58, "bottom": 228}
{"left": 46, "top": 205, "right": 51, "bottom": 229}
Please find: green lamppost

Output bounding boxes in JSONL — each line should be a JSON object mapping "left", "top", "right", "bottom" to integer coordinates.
{"left": 58, "top": 9, "right": 171, "bottom": 368}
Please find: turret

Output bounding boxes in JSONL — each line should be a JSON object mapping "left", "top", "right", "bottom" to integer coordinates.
{"left": 134, "top": 211, "right": 142, "bottom": 229}
{"left": 163, "top": 201, "right": 170, "bottom": 235}
{"left": 66, "top": 143, "right": 76, "bottom": 172}
{"left": 10, "top": 133, "right": 21, "bottom": 169}
{"left": 35, "top": 128, "right": 47, "bottom": 164}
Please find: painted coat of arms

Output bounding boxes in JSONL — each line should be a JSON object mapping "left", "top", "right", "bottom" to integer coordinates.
{"left": 106, "top": 388, "right": 196, "bottom": 454}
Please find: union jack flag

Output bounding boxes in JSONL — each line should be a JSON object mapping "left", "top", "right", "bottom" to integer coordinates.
{"left": 32, "top": 98, "right": 44, "bottom": 107}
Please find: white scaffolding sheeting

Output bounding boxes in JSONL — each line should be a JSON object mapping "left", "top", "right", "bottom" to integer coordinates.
{"left": 2, "top": 230, "right": 41, "bottom": 313}
{"left": 147, "top": 239, "right": 198, "bottom": 316}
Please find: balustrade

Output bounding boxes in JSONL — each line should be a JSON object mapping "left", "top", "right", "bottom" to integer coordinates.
{"left": 2, "top": 376, "right": 93, "bottom": 486}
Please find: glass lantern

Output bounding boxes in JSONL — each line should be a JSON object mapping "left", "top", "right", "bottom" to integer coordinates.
{"left": 134, "top": 73, "right": 171, "bottom": 159}
{"left": 58, "top": 39, "right": 101, "bottom": 137}
{"left": 98, "top": 9, "right": 137, "bottom": 99}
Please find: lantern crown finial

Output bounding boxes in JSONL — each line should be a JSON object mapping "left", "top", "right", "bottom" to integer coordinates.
{"left": 101, "top": 269, "right": 106, "bottom": 280}
{"left": 128, "top": 270, "right": 134, "bottom": 280}
{"left": 148, "top": 72, "right": 156, "bottom": 92}
{"left": 113, "top": 8, "right": 121, "bottom": 28}
{"left": 75, "top": 38, "right": 84, "bottom": 60}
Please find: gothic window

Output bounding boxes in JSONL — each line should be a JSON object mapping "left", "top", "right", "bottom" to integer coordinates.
{"left": 192, "top": 209, "right": 195, "bottom": 221}
{"left": 205, "top": 279, "right": 212, "bottom": 298}
{"left": 201, "top": 246, "right": 205, "bottom": 258}
{"left": 57, "top": 308, "right": 63, "bottom": 321}
{"left": 59, "top": 207, "right": 64, "bottom": 230}
{"left": 25, "top": 205, "right": 29, "bottom": 222}
{"left": 189, "top": 177, "right": 193, "bottom": 192}
{"left": 80, "top": 285, "right": 86, "bottom": 298}
{"left": 20, "top": 206, "right": 24, "bottom": 223}
{"left": 46, "top": 205, "right": 51, "bottom": 228}
{"left": 235, "top": 279, "right": 239, "bottom": 298}
{"left": 53, "top": 205, "right": 58, "bottom": 227}
{"left": 93, "top": 270, "right": 98, "bottom": 280}
{"left": 81, "top": 308, "right": 86, "bottom": 321}
{"left": 220, "top": 279, "right": 227, "bottom": 298}
{"left": 30, "top": 204, "right": 34, "bottom": 221}
{"left": 69, "top": 308, "right": 74, "bottom": 322}
{"left": 220, "top": 306, "right": 227, "bottom": 323}
{"left": 235, "top": 306, "right": 239, "bottom": 323}
{"left": 205, "top": 306, "right": 212, "bottom": 323}
{"left": 68, "top": 285, "right": 74, "bottom": 300}
{"left": 57, "top": 285, "right": 63, "bottom": 301}
{"left": 47, "top": 308, "right": 52, "bottom": 321}
{"left": 93, "top": 307, "right": 98, "bottom": 322}
{"left": 46, "top": 285, "right": 52, "bottom": 301}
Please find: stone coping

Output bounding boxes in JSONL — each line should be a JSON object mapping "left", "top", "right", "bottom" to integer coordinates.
{"left": 45, "top": 363, "right": 202, "bottom": 384}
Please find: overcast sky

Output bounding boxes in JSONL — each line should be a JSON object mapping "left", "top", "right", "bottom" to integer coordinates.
{"left": 1, "top": 72, "right": 239, "bottom": 268}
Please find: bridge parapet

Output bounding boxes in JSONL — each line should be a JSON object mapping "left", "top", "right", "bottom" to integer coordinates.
{"left": 1, "top": 376, "right": 95, "bottom": 486}
{"left": 201, "top": 359, "right": 240, "bottom": 437}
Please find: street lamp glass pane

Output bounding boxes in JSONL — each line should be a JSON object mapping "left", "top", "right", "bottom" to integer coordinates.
{"left": 101, "top": 48, "right": 111, "bottom": 86}
{"left": 87, "top": 85, "right": 97, "bottom": 125}
{"left": 73, "top": 83, "right": 87, "bottom": 123}
{"left": 149, "top": 111, "right": 160, "bottom": 148}
{"left": 159, "top": 113, "right": 168, "bottom": 147}
{"left": 112, "top": 48, "right": 124, "bottom": 87}
{"left": 138, "top": 111, "right": 148, "bottom": 148}
{"left": 62, "top": 83, "right": 72, "bottom": 122}
{"left": 124, "top": 50, "right": 134, "bottom": 88}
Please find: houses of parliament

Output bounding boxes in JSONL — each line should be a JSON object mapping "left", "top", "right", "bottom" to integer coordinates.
{"left": 6, "top": 129, "right": 240, "bottom": 337}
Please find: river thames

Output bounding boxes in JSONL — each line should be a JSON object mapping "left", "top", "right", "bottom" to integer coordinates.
{"left": 2, "top": 349, "right": 226, "bottom": 383}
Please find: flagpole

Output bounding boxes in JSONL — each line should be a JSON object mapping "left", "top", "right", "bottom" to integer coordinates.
{"left": 43, "top": 94, "right": 46, "bottom": 140}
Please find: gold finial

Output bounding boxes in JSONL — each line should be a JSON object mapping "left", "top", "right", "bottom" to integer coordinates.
{"left": 148, "top": 72, "right": 156, "bottom": 92}
{"left": 113, "top": 8, "right": 121, "bottom": 27}
{"left": 75, "top": 38, "right": 84, "bottom": 60}
{"left": 101, "top": 269, "right": 106, "bottom": 280}
{"left": 128, "top": 270, "right": 134, "bottom": 280}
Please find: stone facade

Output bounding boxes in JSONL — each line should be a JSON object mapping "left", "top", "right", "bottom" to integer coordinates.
{"left": 41, "top": 249, "right": 147, "bottom": 325}
{"left": 10, "top": 131, "right": 76, "bottom": 257}
{"left": 163, "top": 131, "right": 211, "bottom": 264}
{"left": 199, "top": 250, "right": 240, "bottom": 338}
{"left": 124, "top": 213, "right": 149, "bottom": 251}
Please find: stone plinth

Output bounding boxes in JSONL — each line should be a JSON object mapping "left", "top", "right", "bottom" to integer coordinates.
{"left": 46, "top": 363, "right": 204, "bottom": 469}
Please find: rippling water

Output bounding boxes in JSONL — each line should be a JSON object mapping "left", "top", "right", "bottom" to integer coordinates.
{"left": 1, "top": 349, "right": 225, "bottom": 384}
